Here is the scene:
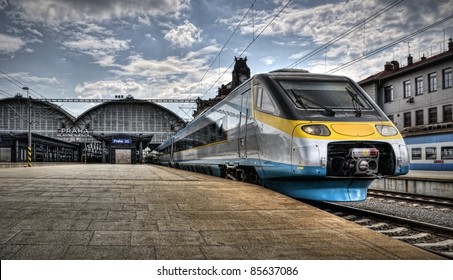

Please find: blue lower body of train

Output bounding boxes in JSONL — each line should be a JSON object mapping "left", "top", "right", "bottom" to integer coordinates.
{"left": 264, "top": 179, "right": 372, "bottom": 201}
{"left": 256, "top": 162, "right": 407, "bottom": 202}
{"left": 171, "top": 158, "right": 409, "bottom": 202}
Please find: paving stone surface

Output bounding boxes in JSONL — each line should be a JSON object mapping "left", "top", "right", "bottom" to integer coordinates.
{"left": 0, "top": 164, "right": 444, "bottom": 259}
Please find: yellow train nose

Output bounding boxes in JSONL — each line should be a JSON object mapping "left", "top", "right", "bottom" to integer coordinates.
{"left": 330, "top": 124, "right": 375, "bottom": 137}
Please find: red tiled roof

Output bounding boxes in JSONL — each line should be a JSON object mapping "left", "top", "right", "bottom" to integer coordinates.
{"left": 359, "top": 49, "right": 453, "bottom": 85}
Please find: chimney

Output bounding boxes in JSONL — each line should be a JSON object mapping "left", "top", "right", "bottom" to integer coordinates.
{"left": 407, "top": 54, "right": 413, "bottom": 65}
{"left": 391, "top": 60, "right": 399, "bottom": 70}
{"left": 384, "top": 62, "right": 394, "bottom": 71}
{"left": 449, "top": 38, "right": 453, "bottom": 51}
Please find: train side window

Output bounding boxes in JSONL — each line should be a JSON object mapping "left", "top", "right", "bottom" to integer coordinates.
{"left": 217, "top": 119, "right": 226, "bottom": 141}
{"left": 411, "top": 148, "right": 422, "bottom": 160}
{"left": 209, "top": 123, "right": 217, "bottom": 142}
{"left": 425, "top": 147, "right": 437, "bottom": 160}
{"left": 255, "top": 88, "right": 263, "bottom": 109}
{"left": 441, "top": 146, "right": 453, "bottom": 159}
{"left": 255, "top": 87, "right": 277, "bottom": 114}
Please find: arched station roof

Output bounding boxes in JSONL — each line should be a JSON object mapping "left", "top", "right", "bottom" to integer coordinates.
{"left": 1, "top": 97, "right": 185, "bottom": 144}
{"left": 0, "top": 97, "right": 76, "bottom": 134}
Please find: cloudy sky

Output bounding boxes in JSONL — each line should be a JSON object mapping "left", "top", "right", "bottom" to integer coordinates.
{"left": 1, "top": 0, "right": 452, "bottom": 119}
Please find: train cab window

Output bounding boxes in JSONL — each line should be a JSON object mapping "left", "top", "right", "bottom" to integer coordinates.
{"left": 425, "top": 147, "right": 437, "bottom": 160}
{"left": 255, "top": 87, "right": 277, "bottom": 114}
{"left": 277, "top": 80, "right": 373, "bottom": 113}
{"left": 411, "top": 148, "right": 422, "bottom": 160}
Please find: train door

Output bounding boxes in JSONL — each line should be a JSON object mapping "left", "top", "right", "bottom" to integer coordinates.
{"left": 238, "top": 91, "right": 250, "bottom": 158}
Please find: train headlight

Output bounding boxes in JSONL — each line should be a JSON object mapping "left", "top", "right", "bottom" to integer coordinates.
{"left": 376, "top": 125, "right": 398, "bottom": 136}
{"left": 302, "top": 124, "right": 330, "bottom": 136}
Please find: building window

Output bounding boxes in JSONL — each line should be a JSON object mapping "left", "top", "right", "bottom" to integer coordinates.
{"left": 425, "top": 147, "right": 437, "bottom": 160}
{"left": 443, "top": 67, "right": 452, "bottom": 89}
{"left": 415, "top": 76, "right": 423, "bottom": 95}
{"left": 411, "top": 148, "right": 422, "bottom": 160}
{"left": 387, "top": 115, "right": 394, "bottom": 123}
{"left": 384, "top": 86, "right": 393, "bottom": 103}
{"left": 428, "top": 107, "right": 437, "bottom": 124}
{"left": 403, "top": 112, "right": 411, "bottom": 127}
{"left": 415, "top": 110, "right": 424, "bottom": 126}
{"left": 443, "top": 104, "right": 452, "bottom": 122}
{"left": 428, "top": 72, "right": 437, "bottom": 92}
{"left": 403, "top": 80, "right": 411, "bottom": 98}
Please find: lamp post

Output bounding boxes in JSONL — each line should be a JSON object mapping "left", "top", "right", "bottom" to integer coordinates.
{"left": 22, "top": 86, "right": 32, "bottom": 167}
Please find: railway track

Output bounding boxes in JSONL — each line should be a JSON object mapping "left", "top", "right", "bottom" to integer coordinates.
{"left": 367, "top": 189, "right": 453, "bottom": 208}
{"left": 306, "top": 200, "right": 453, "bottom": 259}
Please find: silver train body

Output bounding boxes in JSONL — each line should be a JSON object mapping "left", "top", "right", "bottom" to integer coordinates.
{"left": 156, "top": 70, "right": 409, "bottom": 201}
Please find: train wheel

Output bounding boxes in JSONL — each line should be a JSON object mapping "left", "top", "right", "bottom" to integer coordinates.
{"left": 219, "top": 165, "right": 227, "bottom": 178}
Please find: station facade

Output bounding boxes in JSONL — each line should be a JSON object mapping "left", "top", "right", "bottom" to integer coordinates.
{"left": 0, "top": 96, "right": 185, "bottom": 164}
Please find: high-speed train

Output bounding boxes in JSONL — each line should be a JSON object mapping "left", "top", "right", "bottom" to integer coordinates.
{"left": 155, "top": 69, "right": 409, "bottom": 201}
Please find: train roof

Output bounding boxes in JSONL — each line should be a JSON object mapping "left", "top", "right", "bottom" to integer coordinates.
{"left": 269, "top": 68, "right": 309, "bottom": 73}
{"left": 258, "top": 70, "right": 351, "bottom": 82}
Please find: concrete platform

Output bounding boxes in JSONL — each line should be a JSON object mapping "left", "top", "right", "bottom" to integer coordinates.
{"left": 0, "top": 164, "right": 444, "bottom": 260}
{"left": 400, "top": 170, "right": 453, "bottom": 182}
{"left": 0, "top": 162, "right": 80, "bottom": 168}
{"left": 370, "top": 170, "right": 453, "bottom": 198}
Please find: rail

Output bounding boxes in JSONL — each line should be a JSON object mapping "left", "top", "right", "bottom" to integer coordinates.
{"left": 367, "top": 190, "right": 453, "bottom": 208}
{"left": 305, "top": 200, "right": 453, "bottom": 259}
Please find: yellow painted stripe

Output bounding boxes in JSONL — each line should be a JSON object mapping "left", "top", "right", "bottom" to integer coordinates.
{"left": 27, "top": 146, "right": 32, "bottom": 167}
{"left": 254, "top": 110, "right": 402, "bottom": 141}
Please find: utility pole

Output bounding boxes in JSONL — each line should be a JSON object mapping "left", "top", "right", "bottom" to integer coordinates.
{"left": 22, "top": 87, "right": 32, "bottom": 167}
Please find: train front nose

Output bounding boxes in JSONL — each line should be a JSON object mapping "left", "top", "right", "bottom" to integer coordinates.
{"left": 290, "top": 124, "right": 327, "bottom": 177}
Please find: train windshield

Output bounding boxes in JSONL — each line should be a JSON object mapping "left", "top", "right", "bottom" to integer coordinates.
{"left": 277, "top": 80, "right": 373, "bottom": 114}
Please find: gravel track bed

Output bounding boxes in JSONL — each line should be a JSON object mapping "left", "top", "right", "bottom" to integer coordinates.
{"left": 337, "top": 197, "right": 453, "bottom": 229}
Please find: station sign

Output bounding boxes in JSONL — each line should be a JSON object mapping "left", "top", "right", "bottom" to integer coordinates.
{"left": 56, "top": 128, "right": 92, "bottom": 142}
{"left": 58, "top": 128, "right": 90, "bottom": 135}
{"left": 112, "top": 138, "right": 132, "bottom": 144}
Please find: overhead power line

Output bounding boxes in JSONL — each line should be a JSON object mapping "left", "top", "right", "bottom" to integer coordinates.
{"left": 0, "top": 70, "right": 45, "bottom": 99}
{"left": 0, "top": 89, "right": 13, "bottom": 98}
{"left": 175, "top": 0, "right": 258, "bottom": 118}
{"left": 287, "top": 0, "right": 405, "bottom": 68}
{"left": 184, "top": 0, "right": 258, "bottom": 100}
{"left": 200, "top": 0, "right": 293, "bottom": 100}
{"left": 326, "top": 14, "right": 453, "bottom": 74}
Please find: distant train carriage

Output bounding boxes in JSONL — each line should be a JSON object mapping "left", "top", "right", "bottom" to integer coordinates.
{"left": 156, "top": 69, "right": 409, "bottom": 201}
{"left": 406, "top": 133, "right": 453, "bottom": 171}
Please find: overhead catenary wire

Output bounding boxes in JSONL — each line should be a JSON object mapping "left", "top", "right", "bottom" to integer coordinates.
{"left": 287, "top": 0, "right": 405, "bottom": 69}
{"left": 326, "top": 14, "right": 453, "bottom": 74}
{"left": 192, "top": 0, "right": 257, "bottom": 96}
{"left": 199, "top": 0, "right": 293, "bottom": 100}
{"left": 0, "top": 70, "right": 44, "bottom": 99}
{"left": 0, "top": 71, "right": 29, "bottom": 95}
{"left": 175, "top": 0, "right": 258, "bottom": 118}
{"left": 0, "top": 71, "right": 70, "bottom": 123}
{"left": 0, "top": 89, "right": 13, "bottom": 97}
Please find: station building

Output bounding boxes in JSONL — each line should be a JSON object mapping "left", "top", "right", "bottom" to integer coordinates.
{"left": 359, "top": 38, "right": 453, "bottom": 170}
{"left": 0, "top": 96, "right": 185, "bottom": 164}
